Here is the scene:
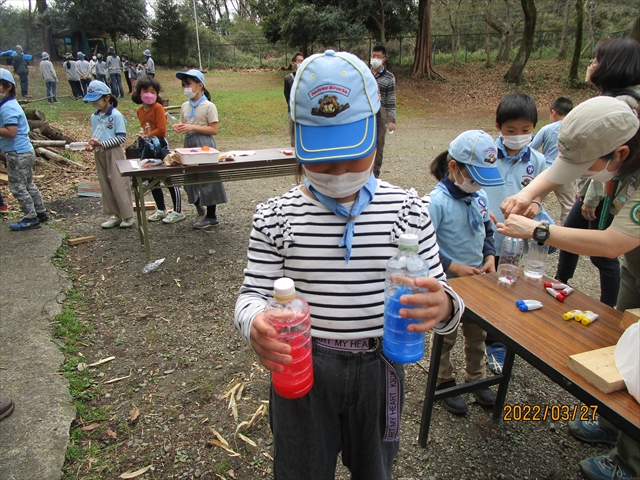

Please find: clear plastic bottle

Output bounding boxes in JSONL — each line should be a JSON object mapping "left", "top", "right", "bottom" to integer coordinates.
{"left": 264, "top": 278, "right": 314, "bottom": 399}
{"left": 383, "top": 233, "right": 429, "bottom": 363}
{"left": 524, "top": 242, "right": 549, "bottom": 279}
{"left": 166, "top": 112, "right": 178, "bottom": 126}
{"left": 145, "top": 122, "right": 152, "bottom": 135}
{"left": 497, "top": 237, "right": 524, "bottom": 284}
{"left": 65, "top": 141, "right": 90, "bottom": 151}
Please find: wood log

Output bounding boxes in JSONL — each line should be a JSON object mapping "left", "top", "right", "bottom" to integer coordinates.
{"left": 36, "top": 147, "right": 88, "bottom": 170}
{"left": 23, "top": 108, "right": 46, "bottom": 121}
{"left": 39, "top": 123, "right": 77, "bottom": 143}
{"left": 68, "top": 236, "right": 96, "bottom": 246}
{"left": 31, "top": 140, "right": 67, "bottom": 147}
{"left": 36, "top": 157, "right": 74, "bottom": 172}
{"left": 28, "top": 120, "right": 47, "bottom": 130}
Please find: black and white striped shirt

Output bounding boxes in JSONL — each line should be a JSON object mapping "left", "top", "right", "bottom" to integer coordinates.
{"left": 234, "top": 181, "right": 463, "bottom": 343}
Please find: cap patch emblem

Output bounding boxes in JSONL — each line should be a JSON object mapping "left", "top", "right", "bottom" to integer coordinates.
{"left": 312, "top": 95, "right": 350, "bottom": 118}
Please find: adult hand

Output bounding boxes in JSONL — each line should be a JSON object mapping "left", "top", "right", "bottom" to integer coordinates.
{"left": 249, "top": 312, "right": 291, "bottom": 372}
{"left": 496, "top": 214, "right": 537, "bottom": 239}
{"left": 391, "top": 276, "right": 453, "bottom": 333}
{"left": 582, "top": 204, "right": 597, "bottom": 221}
{"left": 501, "top": 192, "right": 535, "bottom": 218}
{"left": 387, "top": 121, "right": 396, "bottom": 133}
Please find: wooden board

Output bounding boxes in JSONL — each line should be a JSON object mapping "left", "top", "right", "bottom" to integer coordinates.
{"left": 134, "top": 201, "right": 156, "bottom": 212}
{"left": 620, "top": 308, "right": 640, "bottom": 331}
{"left": 77, "top": 181, "right": 102, "bottom": 198}
{"left": 68, "top": 236, "right": 96, "bottom": 246}
{"left": 568, "top": 346, "right": 626, "bottom": 394}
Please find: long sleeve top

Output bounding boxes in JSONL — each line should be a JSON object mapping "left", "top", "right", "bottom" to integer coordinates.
{"left": 373, "top": 68, "right": 396, "bottom": 123}
{"left": 39, "top": 60, "right": 57, "bottom": 82}
{"left": 136, "top": 102, "right": 167, "bottom": 139}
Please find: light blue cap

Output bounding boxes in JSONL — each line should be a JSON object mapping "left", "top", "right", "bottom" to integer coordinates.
{"left": 0, "top": 68, "right": 15, "bottom": 86}
{"left": 290, "top": 50, "right": 380, "bottom": 164}
{"left": 448, "top": 130, "right": 504, "bottom": 186}
{"left": 77, "top": 51, "right": 85, "bottom": 58}
{"left": 83, "top": 80, "right": 111, "bottom": 101}
{"left": 143, "top": 49, "right": 151, "bottom": 56}
{"left": 175, "top": 69, "right": 205, "bottom": 87}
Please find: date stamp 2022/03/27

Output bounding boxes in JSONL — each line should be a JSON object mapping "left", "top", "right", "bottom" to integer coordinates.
{"left": 503, "top": 404, "right": 598, "bottom": 422}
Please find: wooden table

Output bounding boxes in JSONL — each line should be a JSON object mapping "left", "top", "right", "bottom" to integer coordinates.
{"left": 418, "top": 271, "right": 639, "bottom": 447}
{"left": 116, "top": 148, "right": 298, "bottom": 260}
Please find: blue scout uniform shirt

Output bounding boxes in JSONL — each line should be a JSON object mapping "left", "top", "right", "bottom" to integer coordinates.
{"left": 428, "top": 177, "right": 495, "bottom": 277}
{"left": 0, "top": 96, "right": 33, "bottom": 154}
{"left": 529, "top": 120, "right": 562, "bottom": 168}
{"left": 484, "top": 137, "right": 547, "bottom": 256}
{"left": 90, "top": 105, "right": 126, "bottom": 142}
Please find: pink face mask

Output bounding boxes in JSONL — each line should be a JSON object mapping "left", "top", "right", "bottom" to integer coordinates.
{"left": 141, "top": 92, "right": 157, "bottom": 105}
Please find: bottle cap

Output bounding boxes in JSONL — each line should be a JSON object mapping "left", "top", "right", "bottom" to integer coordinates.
{"left": 398, "top": 233, "right": 419, "bottom": 247}
{"left": 274, "top": 277, "right": 296, "bottom": 301}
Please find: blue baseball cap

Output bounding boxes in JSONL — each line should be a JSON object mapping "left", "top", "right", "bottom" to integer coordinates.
{"left": 83, "top": 80, "right": 111, "bottom": 102}
{"left": 448, "top": 130, "right": 504, "bottom": 186}
{"left": 77, "top": 51, "right": 85, "bottom": 58}
{"left": 176, "top": 69, "right": 205, "bottom": 87}
{"left": 290, "top": 50, "right": 380, "bottom": 164}
{"left": 0, "top": 68, "right": 15, "bottom": 86}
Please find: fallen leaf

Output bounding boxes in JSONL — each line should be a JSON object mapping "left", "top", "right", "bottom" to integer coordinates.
{"left": 77, "top": 362, "right": 87, "bottom": 371}
{"left": 229, "top": 395, "right": 238, "bottom": 422}
{"left": 81, "top": 422, "right": 100, "bottom": 431}
{"left": 174, "top": 278, "right": 181, "bottom": 287}
{"left": 129, "top": 405, "right": 140, "bottom": 422}
{"left": 208, "top": 439, "right": 241, "bottom": 457}
{"left": 118, "top": 465, "right": 152, "bottom": 478}
{"left": 238, "top": 433, "right": 257, "bottom": 447}
{"left": 106, "top": 429, "right": 117, "bottom": 439}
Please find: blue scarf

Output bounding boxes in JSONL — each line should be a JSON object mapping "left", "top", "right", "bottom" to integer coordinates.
{"left": 438, "top": 177, "right": 482, "bottom": 230}
{"left": 189, "top": 95, "right": 206, "bottom": 118}
{"left": 304, "top": 174, "right": 378, "bottom": 263}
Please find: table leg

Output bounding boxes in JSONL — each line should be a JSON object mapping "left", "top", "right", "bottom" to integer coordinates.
{"left": 133, "top": 177, "right": 151, "bottom": 261}
{"left": 418, "top": 333, "right": 444, "bottom": 448}
{"left": 492, "top": 346, "right": 515, "bottom": 421}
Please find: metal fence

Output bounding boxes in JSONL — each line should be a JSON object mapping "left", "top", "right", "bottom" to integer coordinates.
{"left": 199, "top": 29, "right": 631, "bottom": 70}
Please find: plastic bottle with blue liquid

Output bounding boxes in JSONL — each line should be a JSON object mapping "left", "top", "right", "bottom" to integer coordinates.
{"left": 383, "top": 233, "right": 429, "bottom": 363}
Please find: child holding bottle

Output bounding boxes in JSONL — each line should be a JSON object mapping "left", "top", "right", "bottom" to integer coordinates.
{"left": 83, "top": 80, "right": 133, "bottom": 229}
{"left": 132, "top": 77, "right": 184, "bottom": 224}
{"left": 172, "top": 70, "right": 227, "bottom": 229}
{"left": 234, "top": 50, "right": 463, "bottom": 479}
{"left": 427, "top": 130, "right": 504, "bottom": 415}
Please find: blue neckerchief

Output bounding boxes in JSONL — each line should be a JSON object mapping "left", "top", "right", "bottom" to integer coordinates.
{"left": 438, "top": 177, "right": 482, "bottom": 230}
{"left": 189, "top": 95, "right": 206, "bottom": 118}
{"left": 93, "top": 105, "right": 115, "bottom": 116}
{"left": 496, "top": 136, "right": 530, "bottom": 162}
{"left": 304, "top": 174, "right": 378, "bottom": 263}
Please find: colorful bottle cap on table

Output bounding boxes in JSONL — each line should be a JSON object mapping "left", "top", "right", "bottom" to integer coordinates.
{"left": 576, "top": 311, "right": 599, "bottom": 325}
{"left": 562, "top": 309, "right": 582, "bottom": 321}
{"left": 516, "top": 300, "right": 543, "bottom": 312}
{"left": 544, "top": 282, "right": 570, "bottom": 290}
{"left": 546, "top": 287, "right": 566, "bottom": 302}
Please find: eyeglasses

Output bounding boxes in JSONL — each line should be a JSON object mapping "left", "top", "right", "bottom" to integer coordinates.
{"left": 371, "top": 54, "right": 385, "bottom": 59}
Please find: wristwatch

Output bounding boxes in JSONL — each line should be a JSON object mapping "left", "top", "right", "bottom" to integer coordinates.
{"left": 533, "top": 220, "right": 550, "bottom": 246}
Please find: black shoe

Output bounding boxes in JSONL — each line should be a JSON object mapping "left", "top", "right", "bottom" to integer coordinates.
{"left": 37, "top": 211, "right": 49, "bottom": 222}
{"left": 437, "top": 380, "right": 468, "bottom": 415}
{"left": 472, "top": 386, "right": 496, "bottom": 407}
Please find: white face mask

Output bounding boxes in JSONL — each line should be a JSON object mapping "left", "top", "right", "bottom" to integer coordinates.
{"left": 304, "top": 168, "right": 372, "bottom": 199}
{"left": 454, "top": 167, "right": 482, "bottom": 193}
{"left": 582, "top": 159, "right": 617, "bottom": 182}
{"left": 183, "top": 87, "right": 197, "bottom": 99}
{"left": 502, "top": 134, "right": 531, "bottom": 151}
{"left": 370, "top": 58, "right": 383, "bottom": 69}
{"left": 0, "top": 92, "right": 5, "bottom": 100}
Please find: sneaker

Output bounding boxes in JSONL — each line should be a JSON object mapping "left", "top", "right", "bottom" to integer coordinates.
{"left": 465, "top": 380, "right": 496, "bottom": 407}
{"left": 9, "top": 217, "right": 40, "bottom": 231}
{"left": 162, "top": 210, "right": 186, "bottom": 224}
{"left": 194, "top": 216, "right": 219, "bottom": 230}
{"left": 0, "top": 397, "right": 15, "bottom": 421}
{"left": 0, "top": 205, "right": 8, "bottom": 214}
{"left": 148, "top": 209, "right": 167, "bottom": 222}
{"left": 568, "top": 419, "right": 617, "bottom": 445}
{"left": 437, "top": 380, "right": 468, "bottom": 415}
{"left": 580, "top": 455, "right": 632, "bottom": 480}
{"left": 486, "top": 342, "right": 506, "bottom": 374}
{"left": 119, "top": 217, "right": 134, "bottom": 228}
{"left": 101, "top": 216, "right": 121, "bottom": 229}
{"left": 37, "top": 211, "right": 49, "bottom": 222}
{"left": 195, "top": 204, "right": 206, "bottom": 217}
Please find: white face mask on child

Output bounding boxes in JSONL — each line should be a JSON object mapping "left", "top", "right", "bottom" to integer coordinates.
{"left": 183, "top": 87, "right": 197, "bottom": 100}
{"left": 502, "top": 134, "right": 531, "bottom": 151}
{"left": 454, "top": 167, "right": 482, "bottom": 193}
{"left": 304, "top": 168, "right": 372, "bottom": 199}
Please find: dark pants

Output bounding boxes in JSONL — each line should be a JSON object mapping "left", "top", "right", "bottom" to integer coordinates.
{"left": 18, "top": 73, "right": 28, "bottom": 96}
{"left": 45, "top": 81, "right": 57, "bottom": 102}
{"left": 555, "top": 198, "right": 620, "bottom": 306}
{"left": 124, "top": 71, "right": 132, "bottom": 93}
{"left": 374, "top": 110, "right": 387, "bottom": 177}
{"left": 80, "top": 78, "right": 90, "bottom": 97}
{"left": 269, "top": 341, "right": 404, "bottom": 480}
{"left": 109, "top": 73, "right": 125, "bottom": 98}
{"left": 68, "top": 80, "right": 83, "bottom": 99}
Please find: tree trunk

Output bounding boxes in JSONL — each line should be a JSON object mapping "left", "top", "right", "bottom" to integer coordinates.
{"left": 39, "top": 123, "right": 77, "bottom": 143}
{"left": 582, "top": 0, "right": 595, "bottom": 58}
{"left": 504, "top": 0, "right": 537, "bottom": 83}
{"left": 36, "top": 147, "right": 88, "bottom": 170}
{"left": 26, "top": 0, "right": 32, "bottom": 51}
{"left": 485, "top": 0, "right": 492, "bottom": 67}
{"left": 413, "top": 0, "right": 441, "bottom": 79}
{"left": 558, "top": 0, "right": 571, "bottom": 60}
{"left": 28, "top": 120, "right": 47, "bottom": 130}
{"left": 23, "top": 108, "right": 46, "bottom": 121}
{"left": 631, "top": 15, "right": 640, "bottom": 44}
{"left": 569, "top": 0, "right": 584, "bottom": 85}
{"left": 379, "top": 0, "right": 387, "bottom": 44}
{"left": 31, "top": 140, "right": 66, "bottom": 147}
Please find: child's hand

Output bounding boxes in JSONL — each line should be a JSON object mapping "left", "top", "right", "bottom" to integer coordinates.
{"left": 392, "top": 276, "right": 453, "bottom": 333}
{"left": 522, "top": 201, "right": 540, "bottom": 219}
{"left": 448, "top": 262, "right": 481, "bottom": 277}
{"left": 249, "top": 312, "right": 292, "bottom": 372}
{"left": 88, "top": 138, "right": 101, "bottom": 148}
{"left": 173, "top": 123, "right": 190, "bottom": 134}
{"left": 480, "top": 256, "right": 496, "bottom": 274}
{"left": 582, "top": 204, "right": 597, "bottom": 221}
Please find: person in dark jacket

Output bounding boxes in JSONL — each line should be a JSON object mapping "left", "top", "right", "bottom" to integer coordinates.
{"left": 12, "top": 45, "right": 29, "bottom": 98}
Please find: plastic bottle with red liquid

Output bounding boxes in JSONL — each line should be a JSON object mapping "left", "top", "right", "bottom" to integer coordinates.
{"left": 264, "top": 278, "right": 314, "bottom": 399}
